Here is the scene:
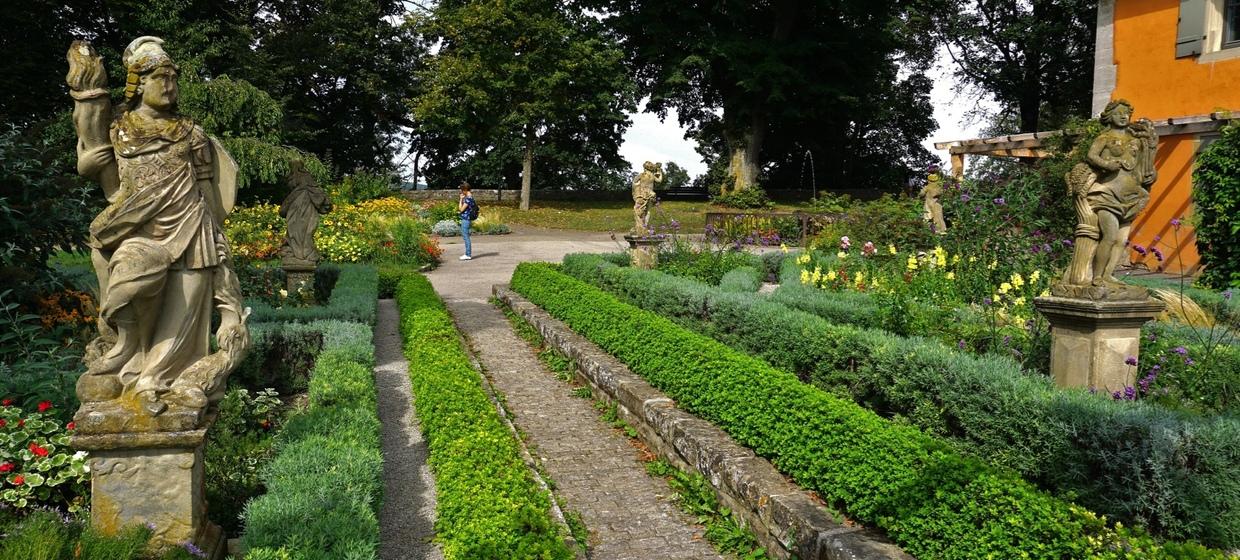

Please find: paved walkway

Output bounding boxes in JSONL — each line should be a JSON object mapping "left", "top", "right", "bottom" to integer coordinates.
{"left": 427, "top": 226, "right": 723, "bottom": 560}
{"left": 374, "top": 299, "right": 442, "bottom": 560}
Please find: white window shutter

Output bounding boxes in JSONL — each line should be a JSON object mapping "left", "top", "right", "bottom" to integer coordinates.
{"left": 1177, "top": 0, "right": 1207, "bottom": 57}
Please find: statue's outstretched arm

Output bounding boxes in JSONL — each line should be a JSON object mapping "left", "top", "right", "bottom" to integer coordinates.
{"left": 66, "top": 41, "right": 119, "bottom": 200}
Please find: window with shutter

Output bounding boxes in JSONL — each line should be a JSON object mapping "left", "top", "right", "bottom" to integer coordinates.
{"left": 1178, "top": 0, "right": 1208, "bottom": 57}
{"left": 1225, "top": 0, "right": 1240, "bottom": 47}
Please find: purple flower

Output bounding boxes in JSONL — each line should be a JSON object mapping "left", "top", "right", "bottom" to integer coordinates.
{"left": 1152, "top": 248, "right": 1164, "bottom": 262}
{"left": 1150, "top": 364, "right": 1162, "bottom": 374}
{"left": 1124, "top": 386, "right": 1137, "bottom": 400}
{"left": 1112, "top": 390, "right": 1123, "bottom": 400}
{"left": 182, "top": 542, "right": 206, "bottom": 559}
{"left": 1173, "top": 346, "right": 1188, "bottom": 356}
{"left": 1031, "top": 244, "right": 1042, "bottom": 254}
{"left": 1089, "top": 386, "right": 1098, "bottom": 395}
{"left": 1124, "top": 356, "right": 1138, "bottom": 366}
{"left": 1153, "top": 235, "right": 1161, "bottom": 242}
{"left": 1185, "top": 357, "right": 1195, "bottom": 366}
{"left": 957, "top": 339, "right": 966, "bottom": 350}
{"left": 1132, "top": 244, "right": 1147, "bottom": 256}
{"left": 993, "top": 197, "right": 1006, "bottom": 205}
{"left": 1224, "top": 289, "right": 1233, "bottom": 301}
{"left": 1002, "top": 335, "right": 1012, "bottom": 346}
{"left": 1147, "top": 333, "right": 1157, "bottom": 342}
{"left": 982, "top": 297, "right": 992, "bottom": 306}
{"left": 960, "top": 194, "right": 972, "bottom": 202}
{"left": 1042, "top": 243, "right": 1053, "bottom": 253}
{"left": 1171, "top": 218, "right": 1181, "bottom": 229}
{"left": 1062, "top": 239, "right": 1074, "bottom": 247}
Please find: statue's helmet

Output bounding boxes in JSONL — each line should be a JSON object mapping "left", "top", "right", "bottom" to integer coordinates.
{"left": 122, "top": 36, "right": 175, "bottom": 101}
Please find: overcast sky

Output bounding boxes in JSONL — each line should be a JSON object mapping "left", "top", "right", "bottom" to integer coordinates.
{"left": 617, "top": 46, "right": 1000, "bottom": 178}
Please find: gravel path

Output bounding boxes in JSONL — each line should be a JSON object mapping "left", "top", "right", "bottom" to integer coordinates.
{"left": 427, "top": 227, "right": 723, "bottom": 560}
{"left": 375, "top": 299, "right": 442, "bottom": 560}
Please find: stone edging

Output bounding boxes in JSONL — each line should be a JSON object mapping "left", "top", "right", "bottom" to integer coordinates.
{"left": 495, "top": 285, "right": 912, "bottom": 560}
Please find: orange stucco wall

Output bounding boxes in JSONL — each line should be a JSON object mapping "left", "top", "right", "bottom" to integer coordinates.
{"left": 1110, "top": 0, "right": 1240, "bottom": 273}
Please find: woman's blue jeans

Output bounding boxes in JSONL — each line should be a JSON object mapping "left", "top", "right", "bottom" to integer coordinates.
{"left": 460, "top": 218, "right": 472, "bottom": 256}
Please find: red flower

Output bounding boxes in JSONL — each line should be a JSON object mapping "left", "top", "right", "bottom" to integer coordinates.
{"left": 12, "top": 475, "right": 24, "bottom": 485}
{"left": 0, "top": 399, "right": 12, "bottom": 407}
{"left": 17, "top": 419, "right": 24, "bottom": 428}
{"left": 0, "top": 419, "right": 6, "bottom": 428}
{"left": 66, "top": 421, "right": 76, "bottom": 431}
{"left": 37, "top": 401, "right": 53, "bottom": 413}
{"left": 0, "top": 463, "right": 12, "bottom": 473}
{"left": 28, "top": 442, "right": 49, "bottom": 458}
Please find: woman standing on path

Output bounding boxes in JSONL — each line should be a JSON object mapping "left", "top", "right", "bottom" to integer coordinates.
{"left": 457, "top": 182, "right": 476, "bottom": 260}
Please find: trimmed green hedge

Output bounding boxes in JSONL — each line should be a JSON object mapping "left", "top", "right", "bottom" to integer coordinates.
{"left": 718, "top": 266, "right": 763, "bottom": 292}
{"left": 240, "top": 321, "right": 383, "bottom": 559}
{"left": 396, "top": 274, "right": 574, "bottom": 559}
{"left": 248, "top": 264, "right": 378, "bottom": 324}
{"left": 550, "top": 256, "right": 1240, "bottom": 550}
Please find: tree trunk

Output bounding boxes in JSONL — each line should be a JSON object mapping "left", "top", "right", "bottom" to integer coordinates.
{"left": 520, "top": 130, "right": 533, "bottom": 211}
{"left": 724, "top": 111, "right": 768, "bottom": 193}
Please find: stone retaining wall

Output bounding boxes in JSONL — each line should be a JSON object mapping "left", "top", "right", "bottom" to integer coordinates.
{"left": 495, "top": 285, "right": 911, "bottom": 560}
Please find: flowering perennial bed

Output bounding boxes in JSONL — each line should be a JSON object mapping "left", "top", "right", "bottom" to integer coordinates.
{"left": 395, "top": 275, "right": 574, "bottom": 559}
{"left": 517, "top": 261, "right": 1227, "bottom": 558}
{"left": 560, "top": 253, "right": 1240, "bottom": 548}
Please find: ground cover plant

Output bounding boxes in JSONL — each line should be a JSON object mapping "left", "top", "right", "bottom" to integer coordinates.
{"left": 239, "top": 320, "right": 382, "bottom": 558}
{"left": 557, "top": 253, "right": 1240, "bottom": 549}
{"left": 396, "top": 274, "right": 574, "bottom": 559}
{"left": 512, "top": 262, "right": 1224, "bottom": 559}
{"left": 0, "top": 509, "right": 207, "bottom": 560}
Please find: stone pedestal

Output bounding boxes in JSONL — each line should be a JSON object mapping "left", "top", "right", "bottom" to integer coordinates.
{"left": 71, "top": 416, "right": 224, "bottom": 559}
{"left": 624, "top": 235, "right": 661, "bottom": 270}
{"left": 1033, "top": 296, "right": 1165, "bottom": 392}
{"left": 283, "top": 263, "right": 316, "bottom": 299}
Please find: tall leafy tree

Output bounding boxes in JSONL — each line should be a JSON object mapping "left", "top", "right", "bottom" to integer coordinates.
{"left": 242, "top": 0, "right": 421, "bottom": 172}
{"left": 926, "top": 0, "right": 1097, "bottom": 133}
{"left": 590, "top": 0, "right": 939, "bottom": 194}
{"left": 410, "top": 0, "right": 636, "bottom": 209}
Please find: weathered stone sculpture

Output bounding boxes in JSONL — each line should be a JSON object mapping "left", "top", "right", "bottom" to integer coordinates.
{"left": 920, "top": 165, "right": 947, "bottom": 234}
{"left": 1058, "top": 99, "right": 1159, "bottom": 297}
{"left": 66, "top": 36, "right": 249, "bottom": 557}
{"left": 1035, "top": 100, "right": 1163, "bottom": 393}
{"left": 631, "top": 161, "right": 663, "bottom": 235}
{"left": 280, "top": 160, "right": 332, "bottom": 268}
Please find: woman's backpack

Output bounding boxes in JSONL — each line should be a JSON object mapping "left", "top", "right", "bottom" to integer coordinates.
{"left": 466, "top": 197, "right": 480, "bottom": 220}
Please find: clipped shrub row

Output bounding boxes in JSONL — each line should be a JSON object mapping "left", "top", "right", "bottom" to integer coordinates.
{"left": 717, "top": 266, "right": 763, "bottom": 292}
{"left": 557, "top": 253, "right": 1240, "bottom": 549}
{"left": 396, "top": 274, "right": 574, "bottom": 559}
{"left": 248, "top": 263, "right": 378, "bottom": 324}
{"left": 511, "top": 262, "right": 1223, "bottom": 559}
{"left": 240, "top": 319, "right": 382, "bottom": 559}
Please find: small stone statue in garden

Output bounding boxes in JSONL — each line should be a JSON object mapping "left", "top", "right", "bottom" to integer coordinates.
{"left": 920, "top": 164, "right": 947, "bottom": 233}
{"left": 632, "top": 161, "right": 664, "bottom": 235}
{"left": 1058, "top": 99, "right": 1159, "bottom": 298}
{"left": 280, "top": 160, "right": 332, "bottom": 268}
{"left": 65, "top": 37, "right": 251, "bottom": 428}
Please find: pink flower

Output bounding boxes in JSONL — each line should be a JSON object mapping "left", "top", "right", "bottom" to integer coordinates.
{"left": 65, "top": 421, "right": 76, "bottom": 431}
{"left": 862, "top": 241, "right": 876, "bottom": 256}
{"left": 840, "top": 236, "right": 851, "bottom": 250}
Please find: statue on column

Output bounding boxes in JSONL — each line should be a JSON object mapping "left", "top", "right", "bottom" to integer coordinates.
{"left": 1057, "top": 99, "right": 1158, "bottom": 299}
{"left": 920, "top": 164, "right": 947, "bottom": 234}
{"left": 279, "top": 160, "right": 332, "bottom": 269}
{"left": 631, "top": 161, "right": 663, "bottom": 235}
{"left": 66, "top": 37, "right": 250, "bottom": 427}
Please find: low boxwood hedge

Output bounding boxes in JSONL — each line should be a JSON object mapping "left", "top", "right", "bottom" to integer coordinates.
{"left": 240, "top": 321, "right": 383, "bottom": 559}
{"left": 559, "top": 253, "right": 1240, "bottom": 548}
{"left": 524, "top": 260, "right": 1229, "bottom": 557}
{"left": 248, "top": 264, "right": 378, "bottom": 325}
{"left": 396, "top": 274, "right": 573, "bottom": 559}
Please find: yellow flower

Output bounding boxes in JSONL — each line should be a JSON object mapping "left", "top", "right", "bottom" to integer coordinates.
{"left": 1040, "top": 289, "right": 1051, "bottom": 298}
{"left": 826, "top": 270, "right": 837, "bottom": 282}
{"left": 871, "top": 277, "right": 880, "bottom": 288}
{"left": 906, "top": 255, "right": 918, "bottom": 271}
{"left": 1030, "top": 270, "right": 1041, "bottom": 284}
{"left": 988, "top": 260, "right": 997, "bottom": 270}
{"left": 800, "top": 270, "right": 811, "bottom": 285}
{"left": 951, "top": 254, "right": 961, "bottom": 265}
{"left": 999, "top": 282, "right": 1012, "bottom": 294}
{"left": 811, "top": 266, "right": 822, "bottom": 284}
{"left": 933, "top": 246, "right": 947, "bottom": 267}
{"left": 780, "top": 243, "right": 789, "bottom": 254}
{"left": 1011, "top": 272, "right": 1025, "bottom": 289}
{"left": 854, "top": 271, "right": 864, "bottom": 285}
{"left": 888, "top": 244, "right": 897, "bottom": 255}
{"left": 796, "top": 254, "right": 811, "bottom": 265}
{"left": 837, "top": 251, "right": 847, "bottom": 260}
{"left": 969, "top": 256, "right": 978, "bottom": 263}
{"left": 1013, "top": 296, "right": 1026, "bottom": 307}
{"left": 946, "top": 271, "right": 955, "bottom": 280}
